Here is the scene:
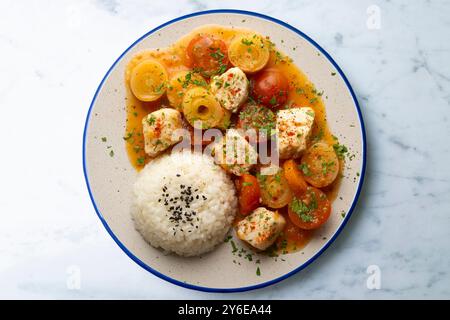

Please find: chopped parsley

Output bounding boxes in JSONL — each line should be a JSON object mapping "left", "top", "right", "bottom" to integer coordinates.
{"left": 147, "top": 115, "right": 156, "bottom": 126}
{"left": 123, "top": 131, "right": 133, "bottom": 141}
{"left": 309, "top": 97, "right": 318, "bottom": 104}
{"left": 210, "top": 48, "right": 225, "bottom": 61}
{"left": 238, "top": 104, "right": 276, "bottom": 136}
{"left": 296, "top": 88, "right": 304, "bottom": 95}
{"left": 191, "top": 78, "right": 207, "bottom": 87}
{"left": 299, "top": 163, "right": 312, "bottom": 176}
{"left": 137, "top": 157, "right": 145, "bottom": 165}
{"left": 209, "top": 48, "right": 227, "bottom": 75}
{"left": 101, "top": 137, "right": 107, "bottom": 142}
{"left": 321, "top": 161, "right": 335, "bottom": 175}
{"left": 216, "top": 63, "right": 227, "bottom": 75}
{"left": 241, "top": 38, "right": 254, "bottom": 46}
{"left": 133, "top": 145, "right": 141, "bottom": 153}
{"left": 290, "top": 194, "right": 317, "bottom": 223}
{"left": 230, "top": 240, "right": 238, "bottom": 253}
{"left": 182, "top": 72, "right": 192, "bottom": 88}
{"left": 256, "top": 267, "right": 261, "bottom": 276}
{"left": 312, "top": 128, "right": 324, "bottom": 142}
{"left": 333, "top": 142, "right": 348, "bottom": 159}
{"left": 274, "top": 171, "right": 282, "bottom": 183}
{"left": 154, "top": 82, "right": 165, "bottom": 94}
{"left": 269, "top": 96, "right": 277, "bottom": 105}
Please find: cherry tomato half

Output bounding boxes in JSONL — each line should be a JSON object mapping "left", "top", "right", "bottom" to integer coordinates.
{"left": 236, "top": 174, "right": 261, "bottom": 216}
{"left": 251, "top": 68, "right": 289, "bottom": 107}
{"left": 288, "top": 186, "right": 331, "bottom": 230}
{"left": 283, "top": 159, "right": 308, "bottom": 197}
{"left": 282, "top": 216, "right": 313, "bottom": 246}
{"left": 186, "top": 35, "right": 229, "bottom": 76}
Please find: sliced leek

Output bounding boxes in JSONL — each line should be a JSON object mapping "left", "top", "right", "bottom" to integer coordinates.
{"left": 182, "top": 87, "right": 225, "bottom": 129}
{"left": 130, "top": 59, "right": 168, "bottom": 102}
{"left": 228, "top": 34, "right": 270, "bottom": 73}
{"left": 166, "top": 71, "right": 206, "bottom": 111}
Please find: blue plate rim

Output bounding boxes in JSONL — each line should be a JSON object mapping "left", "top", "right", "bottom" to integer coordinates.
{"left": 82, "top": 9, "right": 367, "bottom": 293}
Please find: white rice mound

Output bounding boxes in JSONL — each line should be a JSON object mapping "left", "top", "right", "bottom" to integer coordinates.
{"left": 131, "top": 151, "right": 237, "bottom": 257}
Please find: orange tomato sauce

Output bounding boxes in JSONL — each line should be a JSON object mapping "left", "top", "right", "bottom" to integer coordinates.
{"left": 124, "top": 25, "right": 342, "bottom": 254}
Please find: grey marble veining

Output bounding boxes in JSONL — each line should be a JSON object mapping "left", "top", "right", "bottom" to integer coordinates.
{"left": 0, "top": 0, "right": 449, "bottom": 299}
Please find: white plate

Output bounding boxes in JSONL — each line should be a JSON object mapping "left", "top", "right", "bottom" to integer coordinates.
{"left": 83, "top": 10, "right": 366, "bottom": 292}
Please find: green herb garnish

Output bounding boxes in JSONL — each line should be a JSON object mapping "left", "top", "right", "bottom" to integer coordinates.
{"left": 269, "top": 96, "right": 277, "bottom": 105}
{"left": 290, "top": 194, "right": 317, "bottom": 223}
{"left": 147, "top": 115, "right": 156, "bottom": 126}
{"left": 299, "top": 163, "right": 312, "bottom": 176}
{"left": 137, "top": 157, "right": 145, "bottom": 165}
{"left": 241, "top": 38, "right": 253, "bottom": 46}
{"left": 321, "top": 161, "right": 335, "bottom": 175}
{"left": 333, "top": 143, "right": 348, "bottom": 159}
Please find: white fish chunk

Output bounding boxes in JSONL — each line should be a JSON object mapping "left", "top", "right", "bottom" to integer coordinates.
{"left": 236, "top": 207, "right": 286, "bottom": 251}
{"left": 276, "top": 107, "right": 315, "bottom": 159}
{"left": 142, "top": 108, "right": 183, "bottom": 157}
{"left": 210, "top": 67, "right": 249, "bottom": 113}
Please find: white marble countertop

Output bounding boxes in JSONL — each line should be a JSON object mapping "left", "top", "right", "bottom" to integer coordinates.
{"left": 0, "top": 0, "right": 449, "bottom": 299}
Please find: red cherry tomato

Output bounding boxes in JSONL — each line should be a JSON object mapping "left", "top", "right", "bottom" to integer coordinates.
{"left": 252, "top": 68, "right": 289, "bottom": 107}
{"left": 282, "top": 216, "right": 313, "bottom": 245}
{"left": 186, "top": 35, "right": 229, "bottom": 76}
{"left": 288, "top": 186, "right": 331, "bottom": 230}
{"left": 236, "top": 174, "right": 261, "bottom": 216}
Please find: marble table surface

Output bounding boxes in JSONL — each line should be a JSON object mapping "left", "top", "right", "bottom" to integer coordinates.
{"left": 0, "top": 0, "right": 449, "bottom": 299}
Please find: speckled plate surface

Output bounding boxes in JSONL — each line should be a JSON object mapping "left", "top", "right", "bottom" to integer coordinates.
{"left": 83, "top": 9, "right": 366, "bottom": 292}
